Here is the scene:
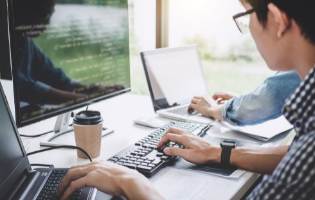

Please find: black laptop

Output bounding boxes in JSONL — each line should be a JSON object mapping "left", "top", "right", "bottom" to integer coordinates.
{"left": 0, "top": 82, "right": 96, "bottom": 200}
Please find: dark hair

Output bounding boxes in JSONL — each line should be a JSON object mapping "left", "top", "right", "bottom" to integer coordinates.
{"left": 244, "top": 0, "right": 315, "bottom": 44}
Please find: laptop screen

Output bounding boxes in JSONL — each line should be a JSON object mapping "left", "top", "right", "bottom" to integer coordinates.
{"left": 142, "top": 46, "right": 209, "bottom": 111}
{"left": 0, "top": 89, "right": 24, "bottom": 185}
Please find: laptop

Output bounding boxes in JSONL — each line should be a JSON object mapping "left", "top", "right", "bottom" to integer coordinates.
{"left": 0, "top": 82, "right": 96, "bottom": 200}
{"left": 140, "top": 45, "right": 214, "bottom": 124}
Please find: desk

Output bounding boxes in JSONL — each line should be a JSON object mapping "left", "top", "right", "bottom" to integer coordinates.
{"left": 1, "top": 80, "right": 294, "bottom": 200}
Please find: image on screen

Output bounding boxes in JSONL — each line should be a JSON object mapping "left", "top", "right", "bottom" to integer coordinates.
{"left": 12, "top": 0, "right": 130, "bottom": 122}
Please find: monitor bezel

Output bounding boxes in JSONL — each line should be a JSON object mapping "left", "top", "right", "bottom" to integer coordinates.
{"left": 7, "top": 0, "right": 131, "bottom": 128}
{"left": 0, "top": 80, "right": 32, "bottom": 199}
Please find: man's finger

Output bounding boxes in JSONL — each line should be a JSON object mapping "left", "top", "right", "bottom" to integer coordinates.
{"left": 191, "top": 98, "right": 198, "bottom": 104}
{"left": 193, "top": 96, "right": 202, "bottom": 99}
{"left": 164, "top": 147, "right": 186, "bottom": 157}
{"left": 60, "top": 176, "right": 92, "bottom": 200}
{"left": 157, "top": 133, "right": 187, "bottom": 148}
{"left": 157, "top": 127, "right": 186, "bottom": 148}
{"left": 212, "top": 93, "right": 225, "bottom": 100}
{"left": 56, "top": 167, "right": 90, "bottom": 196}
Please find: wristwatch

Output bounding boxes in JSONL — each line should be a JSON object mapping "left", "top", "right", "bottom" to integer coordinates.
{"left": 220, "top": 140, "right": 237, "bottom": 166}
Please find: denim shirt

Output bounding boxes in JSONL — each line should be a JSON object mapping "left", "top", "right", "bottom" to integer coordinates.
{"left": 16, "top": 37, "right": 78, "bottom": 105}
{"left": 222, "top": 71, "right": 301, "bottom": 126}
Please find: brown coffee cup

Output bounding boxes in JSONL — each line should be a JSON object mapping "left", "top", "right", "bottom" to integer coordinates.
{"left": 72, "top": 110, "right": 103, "bottom": 159}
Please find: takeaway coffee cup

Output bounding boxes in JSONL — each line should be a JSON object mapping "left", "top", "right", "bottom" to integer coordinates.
{"left": 73, "top": 110, "right": 103, "bottom": 159}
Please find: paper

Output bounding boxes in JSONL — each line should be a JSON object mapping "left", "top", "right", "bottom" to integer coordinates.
{"left": 150, "top": 167, "right": 247, "bottom": 200}
{"left": 220, "top": 116, "right": 293, "bottom": 141}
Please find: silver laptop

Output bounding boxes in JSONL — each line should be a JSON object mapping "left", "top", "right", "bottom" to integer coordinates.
{"left": 140, "top": 45, "right": 214, "bottom": 124}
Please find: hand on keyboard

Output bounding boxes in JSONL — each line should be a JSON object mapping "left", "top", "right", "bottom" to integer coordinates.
{"left": 157, "top": 127, "right": 221, "bottom": 165}
{"left": 56, "top": 161, "right": 163, "bottom": 200}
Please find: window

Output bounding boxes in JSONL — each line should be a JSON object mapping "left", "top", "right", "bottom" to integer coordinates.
{"left": 128, "top": 0, "right": 155, "bottom": 95}
{"left": 168, "top": 0, "right": 274, "bottom": 96}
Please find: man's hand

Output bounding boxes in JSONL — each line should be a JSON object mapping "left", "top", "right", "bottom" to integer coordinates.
{"left": 156, "top": 128, "right": 221, "bottom": 165}
{"left": 56, "top": 161, "right": 163, "bottom": 200}
{"left": 212, "top": 92, "right": 239, "bottom": 104}
{"left": 188, "top": 96, "right": 223, "bottom": 120}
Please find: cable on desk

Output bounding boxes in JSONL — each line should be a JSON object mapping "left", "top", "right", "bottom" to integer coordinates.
{"left": 20, "top": 130, "right": 53, "bottom": 138}
{"left": 31, "top": 164, "right": 55, "bottom": 168}
{"left": 27, "top": 145, "right": 92, "bottom": 162}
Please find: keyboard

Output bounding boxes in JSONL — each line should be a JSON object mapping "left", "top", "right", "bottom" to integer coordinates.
{"left": 166, "top": 106, "right": 198, "bottom": 116}
{"left": 107, "top": 121, "right": 211, "bottom": 177}
{"left": 36, "top": 170, "right": 82, "bottom": 200}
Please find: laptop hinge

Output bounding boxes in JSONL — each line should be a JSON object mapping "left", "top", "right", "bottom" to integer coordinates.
{"left": 4, "top": 170, "right": 39, "bottom": 200}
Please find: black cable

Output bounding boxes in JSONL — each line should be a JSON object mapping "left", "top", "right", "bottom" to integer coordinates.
{"left": 20, "top": 130, "right": 53, "bottom": 138}
{"left": 31, "top": 164, "right": 55, "bottom": 168}
{"left": 27, "top": 145, "right": 93, "bottom": 162}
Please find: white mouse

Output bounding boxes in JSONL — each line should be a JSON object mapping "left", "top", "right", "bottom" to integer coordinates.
{"left": 133, "top": 117, "right": 164, "bottom": 128}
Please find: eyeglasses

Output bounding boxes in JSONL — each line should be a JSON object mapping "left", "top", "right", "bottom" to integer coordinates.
{"left": 233, "top": 8, "right": 255, "bottom": 34}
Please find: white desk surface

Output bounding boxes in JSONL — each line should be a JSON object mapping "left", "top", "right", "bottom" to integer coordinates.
{"left": 1, "top": 80, "right": 292, "bottom": 200}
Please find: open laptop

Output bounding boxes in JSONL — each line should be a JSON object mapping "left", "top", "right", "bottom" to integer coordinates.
{"left": 141, "top": 45, "right": 214, "bottom": 124}
{"left": 0, "top": 82, "right": 96, "bottom": 200}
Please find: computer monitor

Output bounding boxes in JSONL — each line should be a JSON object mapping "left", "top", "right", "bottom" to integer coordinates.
{"left": 7, "top": 0, "right": 130, "bottom": 145}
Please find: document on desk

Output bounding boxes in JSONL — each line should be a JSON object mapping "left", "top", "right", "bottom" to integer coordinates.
{"left": 150, "top": 167, "right": 248, "bottom": 200}
{"left": 168, "top": 134, "right": 271, "bottom": 178}
{"left": 220, "top": 116, "right": 293, "bottom": 141}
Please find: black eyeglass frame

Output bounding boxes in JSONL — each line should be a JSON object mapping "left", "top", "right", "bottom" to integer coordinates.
{"left": 233, "top": 8, "right": 255, "bottom": 34}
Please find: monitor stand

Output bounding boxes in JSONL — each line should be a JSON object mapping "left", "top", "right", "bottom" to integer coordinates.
{"left": 40, "top": 112, "right": 114, "bottom": 147}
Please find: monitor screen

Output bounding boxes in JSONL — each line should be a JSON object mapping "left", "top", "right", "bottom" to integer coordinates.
{"left": 0, "top": 86, "right": 24, "bottom": 185}
{"left": 10, "top": 0, "right": 130, "bottom": 127}
{"left": 142, "top": 46, "right": 209, "bottom": 111}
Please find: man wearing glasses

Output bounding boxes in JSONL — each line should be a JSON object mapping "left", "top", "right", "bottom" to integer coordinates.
{"left": 56, "top": 0, "right": 315, "bottom": 199}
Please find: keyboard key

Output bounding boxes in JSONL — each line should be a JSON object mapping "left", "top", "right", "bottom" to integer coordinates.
{"left": 144, "top": 160, "right": 151, "bottom": 163}
{"left": 116, "top": 162, "right": 124, "bottom": 165}
{"left": 161, "top": 156, "right": 169, "bottom": 161}
{"left": 122, "top": 163, "right": 137, "bottom": 169}
{"left": 151, "top": 160, "right": 161, "bottom": 165}
{"left": 138, "top": 153, "right": 145, "bottom": 156}
{"left": 135, "top": 142, "right": 142, "bottom": 146}
{"left": 148, "top": 164, "right": 155, "bottom": 168}
{"left": 133, "top": 161, "right": 141, "bottom": 165}
{"left": 130, "top": 152, "right": 137, "bottom": 155}
{"left": 140, "top": 163, "right": 148, "bottom": 166}
{"left": 156, "top": 153, "right": 163, "bottom": 157}
{"left": 137, "top": 166, "right": 153, "bottom": 171}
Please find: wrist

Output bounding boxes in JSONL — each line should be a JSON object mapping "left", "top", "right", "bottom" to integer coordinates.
{"left": 120, "top": 174, "right": 161, "bottom": 200}
{"left": 208, "top": 105, "right": 223, "bottom": 120}
{"left": 206, "top": 147, "right": 222, "bottom": 164}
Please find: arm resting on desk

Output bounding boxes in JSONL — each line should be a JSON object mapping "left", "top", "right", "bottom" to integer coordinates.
{"left": 230, "top": 146, "right": 289, "bottom": 175}
{"left": 157, "top": 128, "right": 289, "bottom": 175}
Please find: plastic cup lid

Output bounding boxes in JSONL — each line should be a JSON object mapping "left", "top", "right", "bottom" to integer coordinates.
{"left": 73, "top": 110, "right": 103, "bottom": 125}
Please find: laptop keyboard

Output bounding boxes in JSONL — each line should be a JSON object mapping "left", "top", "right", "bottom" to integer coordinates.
{"left": 107, "top": 121, "right": 211, "bottom": 177}
{"left": 36, "top": 170, "right": 82, "bottom": 200}
{"left": 166, "top": 106, "right": 198, "bottom": 116}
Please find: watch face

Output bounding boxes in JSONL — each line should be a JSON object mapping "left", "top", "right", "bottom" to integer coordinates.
{"left": 220, "top": 140, "right": 236, "bottom": 147}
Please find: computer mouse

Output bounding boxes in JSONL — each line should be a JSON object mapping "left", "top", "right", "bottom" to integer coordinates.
{"left": 133, "top": 117, "right": 165, "bottom": 128}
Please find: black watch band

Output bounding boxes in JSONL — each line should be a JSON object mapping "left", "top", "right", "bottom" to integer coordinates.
{"left": 221, "top": 146, "right": 234, "bottom": 165}
{"left": 220, "top": 140, "right": 236, "bottom": 166}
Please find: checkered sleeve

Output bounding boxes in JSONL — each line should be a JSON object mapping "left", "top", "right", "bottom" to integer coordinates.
{"left": 246, "top": 131, "right": 315, "bottom": 200}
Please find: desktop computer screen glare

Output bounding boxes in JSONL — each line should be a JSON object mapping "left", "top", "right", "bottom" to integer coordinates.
{"left": 10, "top": 0, "right": 130, "bottom": 127}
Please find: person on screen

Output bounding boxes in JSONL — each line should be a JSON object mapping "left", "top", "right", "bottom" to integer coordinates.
{"left": 188, "top": 71, "right": 301, "bottom": 126}
{"left": 13, "top": 0, "right": 123, "bottom": 105}
{"left": 55, "top": 0, "right": 315, "bottom": 199}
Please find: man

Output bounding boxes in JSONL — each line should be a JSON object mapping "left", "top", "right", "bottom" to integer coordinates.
{"left": 56, "top": 0, "right": 315, "bottom": 199}
{"left": 189, "top": 71, "right": 301, "bottom": 126}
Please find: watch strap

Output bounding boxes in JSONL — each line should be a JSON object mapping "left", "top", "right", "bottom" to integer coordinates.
{"left": 221, "top": 146, "right": 234, "bottom": 166}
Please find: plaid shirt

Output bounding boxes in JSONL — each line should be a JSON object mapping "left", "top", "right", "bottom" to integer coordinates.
{"left": 247, "top": 66, "right": 315, "bottom": 200}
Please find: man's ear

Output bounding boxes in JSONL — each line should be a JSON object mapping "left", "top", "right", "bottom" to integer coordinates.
{"left": 268, "top": 3, "right": 290, "bottom": 38}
